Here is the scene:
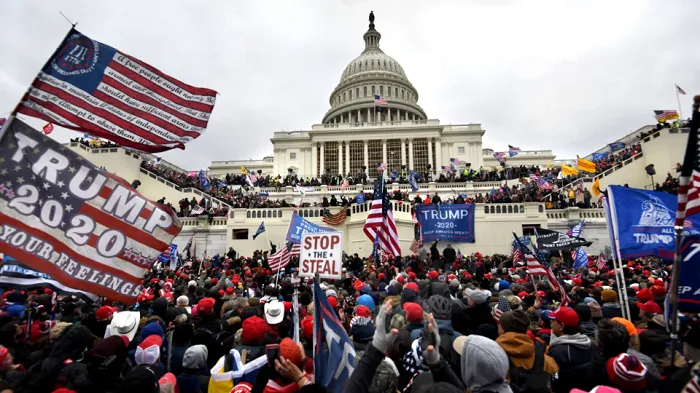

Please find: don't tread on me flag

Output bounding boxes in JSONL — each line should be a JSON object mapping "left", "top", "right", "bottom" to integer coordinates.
{"left": 17, "top": 29, "right": 218, "bottom": 153}
{"left": 0, "top": 119, "right": 183, "bottom": 303}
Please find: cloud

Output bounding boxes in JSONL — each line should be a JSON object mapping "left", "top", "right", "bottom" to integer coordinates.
{"left": 1, "top": 0, "right": 698, "bottom": 169}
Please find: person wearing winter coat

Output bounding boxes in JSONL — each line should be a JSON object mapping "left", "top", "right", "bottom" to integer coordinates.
{"left": 177, "top": 345, "right": 210, "bottom": 393}
{"left": 495, "top": 310, "right": 559, "bottom": 377}
{"left": 547, "top": 307, "right": 598, "bottom": 393}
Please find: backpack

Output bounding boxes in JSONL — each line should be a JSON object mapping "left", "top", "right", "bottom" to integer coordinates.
{"left": 508, "top": 342, "right": 552, "bottom": 393}
{"left": 192, "top": 323, "right": 232, "bottom": 368}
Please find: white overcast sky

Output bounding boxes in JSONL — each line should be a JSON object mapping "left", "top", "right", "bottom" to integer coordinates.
{"left": 1, "top": 0, "right": 698, "bottom": 171}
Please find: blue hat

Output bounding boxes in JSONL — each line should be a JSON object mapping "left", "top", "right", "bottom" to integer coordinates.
{"left": 357, "top": 294, "right": 375, "bottom": 310}
{"left": 141, "top": 322, "right": 164, "bottom": 339}
{"left": 360, "top": 285, "right": 371, "bottom": 295}
{"left": 497, "top": 280, "right": 510, "bottom": 291}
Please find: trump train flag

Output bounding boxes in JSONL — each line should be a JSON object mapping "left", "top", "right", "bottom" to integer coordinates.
{"left": 16, "top": 29, "right": 217, "bottom": 153}
{"left": 0, "top": 118, "right": 183, "bottom": 303}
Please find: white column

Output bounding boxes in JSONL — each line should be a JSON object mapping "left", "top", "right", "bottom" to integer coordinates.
{"left": 363, "top": 140, "right": 369, "bottom": 175}
{"left": 427, "top": 138, "right": 433, "bottom": 173}
{"left": 367, "top": 108, "right": 371, "bottom": 124}
{"left": 357, "top": 110, "right": 360, "bottom": 124}
{"left": 412, "top": 113, "right": 416, "bottom": 120}
{"left": 320, "top": 142, "right": 325, "bottom": 175}
{"left": 405, "top": 111, "right": 408, "bottom": 120}
{"left": 338, "top": 141, "right": 343, "bottom": 175}
{"left": 382, "top": 139, "right": 387, "bottom": 166}
{"left": 435, "top": 138, "right": 442, "bottom": 173}
{"left": 400, "top": 138, "right": 406, "bottom": 166}
{"left": 408, "top": 138, "right": 414, "bottom": 170}
{"left": 346, "top": 141, "right": 351, "bottom": 174}
{"left": 311, "top": 143, "right": 317, "bottom": 177}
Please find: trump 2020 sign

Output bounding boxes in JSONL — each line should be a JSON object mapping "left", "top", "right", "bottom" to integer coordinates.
{"left": 299, "top": 232, "right": 343, "bottom": 280}
{"left": 416, "top": 204, "right": 475, "bottom": 243}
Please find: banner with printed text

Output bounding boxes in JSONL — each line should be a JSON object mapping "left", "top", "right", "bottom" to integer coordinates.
{"left": 608, "top": 185, "right": 700, "bottom": 259}
{"left": 285, "top": 211, "right": 333, "bottom": 244}
{"left": 0, "top": 119, "right": 182, "bottom": 303}
{"left": 677, "top": 233, "right": 700, "bottom": 313}
{"left": 416, "top": 204, "right": 475, "bottom": 242}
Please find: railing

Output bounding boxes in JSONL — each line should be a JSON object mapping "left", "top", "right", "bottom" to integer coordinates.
{"left": 138, "top": 167, "right": 232, "bottom": 208}
{"left": 177, "top": 216, "right": 228, "bottom": 227}
{"left": 547, "top": 207, "right": 606, "bottom": 221}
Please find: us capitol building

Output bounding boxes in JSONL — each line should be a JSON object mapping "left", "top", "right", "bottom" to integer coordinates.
{"left": 63, "top": 12, "right": 684, "bottom": 257}
{"left": 208, "top": 12, "right": 533, "bottom": 180}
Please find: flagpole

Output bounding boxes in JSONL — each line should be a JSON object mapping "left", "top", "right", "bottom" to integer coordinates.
{"left": 670, "top": 225, "right": 683, "bottom": 364}
{"left": 676, "top": 85, "right": 684, "bottom": 121}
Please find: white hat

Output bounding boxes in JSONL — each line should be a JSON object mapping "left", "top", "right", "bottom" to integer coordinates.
{"left": 188, "top": 280, "right": 197, "bottom": 287}
{"left": 105, "top": 311, "right": 140, "bottom": 343}
{"left": 264, "top": 300, "right": 284, "bottom": 325}
{"left": 176, "top": 295, "right": 189, "bottom": 306}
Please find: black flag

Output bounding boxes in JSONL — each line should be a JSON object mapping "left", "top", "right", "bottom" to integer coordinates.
{"left": 535, "top": 228, "right": 593, "bottom": 251}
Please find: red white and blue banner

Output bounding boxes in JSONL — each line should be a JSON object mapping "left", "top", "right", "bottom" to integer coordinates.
{"left": 17, "top": 29, "right": 217, "bottom": 152}
{"left": 0, "top": 119, "right": 182, "bottom": 302}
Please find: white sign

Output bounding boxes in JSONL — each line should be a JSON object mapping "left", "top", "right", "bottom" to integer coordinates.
{"left": 299, "top": 232, "right": 343, "bottom": 280}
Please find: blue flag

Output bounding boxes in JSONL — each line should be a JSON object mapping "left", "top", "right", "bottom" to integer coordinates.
{"left": 198, "top": 170, "right": 210, "bottom": 191}
{"left": 572, "top": 247, "right": 588, "bottom": 269}
{"left": 356, "top": 193, "right": 366, "bottom": 204}
{"left": 608, "top": 185, "right": 700, "bottom": 259}
{"left": 285, "top": 212, "right": 333, "bottom": 244}
{"left": 592, "top": 152, "right": 609, "bottom": 161}
{"left": 252, "top": 222, "right": 266, "bottom": 240}
{"left": 313, "top": 280, "right": 355, "bottom": 393}
{"left": 408, "top": 170, "right": 419, "bottom": 192}
{"left": 608, "top": 142, "right": 625, "bottom": 151}
{"left": 676, "top": 233, "right": 700, "bottom": 313}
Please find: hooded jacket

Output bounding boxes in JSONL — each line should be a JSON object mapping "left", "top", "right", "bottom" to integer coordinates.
{"left": 177, "top": 345, "right": 210, "bottom": 393}
{"left": 461, "top": 335, "right": 513, "bottom": 393}
{"left": 496, "top": 332, "right": 559, "bottom": 376}
{"left": 547, "top": 333, "right": 596, "bottom": 370}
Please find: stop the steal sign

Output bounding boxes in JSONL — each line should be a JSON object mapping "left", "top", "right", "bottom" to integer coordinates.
{"left": 299, "top": 232, "right": 343, "bottom": 280}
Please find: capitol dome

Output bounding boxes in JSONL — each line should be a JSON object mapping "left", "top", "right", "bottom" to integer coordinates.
{"left": 322, "top": 12, "right": 427, "bottom": 125}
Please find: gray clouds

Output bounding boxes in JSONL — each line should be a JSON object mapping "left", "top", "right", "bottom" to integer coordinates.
{"left": 1, "top": 0, "right": 698, "bottom": 170}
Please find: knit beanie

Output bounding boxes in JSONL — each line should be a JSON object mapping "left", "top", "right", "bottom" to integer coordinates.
{"left": 605, "top": 353, "right": 647, "bottom": 391}
{"left": 499, "top": 309, "right": 530, "bottom": 334}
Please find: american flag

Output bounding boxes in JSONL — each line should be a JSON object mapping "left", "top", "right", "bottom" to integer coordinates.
{"left": 508, "top": 145, "right": 521, "bottom": 152}
{"left": 322, "top": 207, "right": 348, "bottom": 225}
{"left": 511, "top": 240, "right": 523, "bottom": 264}
{"left": 363, "top": 178, "right": 401, "bottom": 260}
{"left": 575, "top": 182, "right": 585, "bottom": 197}
{"left": 536, "top": 177, "right": 553, "bottom": 191}
{"left": 450, "top": 158, "right": 462, "bottom": 165}
{"left": 683, "top": 366, "right": 700, "bottom": 393}
{"left": 493, "top": 296, "right": 511, "bottom": 322}
{"left": 676, "top": 106, "right": 700, "bottom": 227}
{"left": 513, "top": 233, "right": 547, "bottom": 275}
{"left": 654, "top": 110, "right": 680, "bottom": 123}
{"left": 17, "top": 29, "right": 217, "bottom": 153}
{"left": 529, "top": 174, "right": 539, "bottom": 182}
{"left": 190, "top": 205, "right": 205, "bottom": 216}
{"left": 596, "top": 251, "right": 607, "bottom": 270}
{"left": 340, "top": 177, "right": 349, "bottom": 191}
{"left": 374, "top": 95, "right": 388, "bottom": 106}
{"left": 677, "top": 84, "right": 687, "bottom": 95}
{"left": 442, "top": 165, "right": 454, "bottom": 173}
{"left": 409, "top": 238, "right": 422, "bottom": 254}
{"left": 545, "top": 267, "right": 570, "bottom": 307}
{"left": 377, "top": 162, "right": 387, "bottom": 172}
{"left": 268, "top": 242, "right": 301, "bottom": 271}
{"left": 0, "top": 119, "right": 182, "bottom": 303}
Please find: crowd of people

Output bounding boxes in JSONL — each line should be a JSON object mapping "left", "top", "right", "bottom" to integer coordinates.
{"left": 593, "top": 144, "right": 643, "bottom": 173}
{"left": 0, "top": 244, "right": 696, "bottom": 393}
{"left": 70, "top": 137, "right": 120, "bottom": 149}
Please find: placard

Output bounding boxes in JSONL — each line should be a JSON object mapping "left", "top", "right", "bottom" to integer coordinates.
{"left": 299, "top": 232, "right": 343, "bottom": 280}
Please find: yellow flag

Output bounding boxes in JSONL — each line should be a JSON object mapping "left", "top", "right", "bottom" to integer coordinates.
{"left": 561, "top": 164, "right": 579, "bottom": 176}
{"left": 546, "top": 161, "right": 552, "bottom": 169}
{"left": 241, "top": 166, "right": 248, "bottom": 175}
{"left": 577, "top": 157, "right": 597, "bottom": 173}
{"left": 592, "top": 178, "right": 601, "bottom": 196}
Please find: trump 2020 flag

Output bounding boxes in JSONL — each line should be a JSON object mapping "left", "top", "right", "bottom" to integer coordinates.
{"left": 0, "top": 118, "right": 182, "bottom": 303}
{"left": 17, "top": 29, "right": 217, "bottom": 153}
{"left": 314, "top": 279, "right": 355, "bottom": 393}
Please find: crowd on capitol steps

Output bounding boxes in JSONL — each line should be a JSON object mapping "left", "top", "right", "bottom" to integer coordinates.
{"left": 0, "top": 245, "right": 696, "bottom": 393}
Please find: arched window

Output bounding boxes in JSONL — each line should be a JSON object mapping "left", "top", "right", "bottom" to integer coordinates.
{"left": 380, "top": 86, "right": 384, "bottom": 95}
{"left": 304, "top": 209, "right": 309, "bottom": 217}
{"left": 387, "top": 86, "right": 391, "bottom": 97}
{"left": 256, "top": 211, "right": 261, "bottom": 218}
{"left": 383, "top": 60, "right": 387, "bottom": 68}
{"left": 484, "top": 206, "right": 489, "bottom": 214}
{"left": 520, "top": 205, "right": 525, "bottom": 213}
{"left": 371, "top": 59, "right": 374, "bottom": 67}
{"left": 343, "top": 92, "right": 346, "bottom": 102}
{"left": 246, "top": 211, "right": 251, "bottom": 218}
{"left": 496, "top": 206, "right": 501, "bottom": 214}
{"left": 508, "top": 205, "right": 513, "bottom": 213}
{"left": 490, "top": 206, "right": 495, "bottom": 214}
{"left": 314, "top": 209, "right": 320, "bottom": 217}
{"left": 538, "top": 205, "right": 544, "bottom": 213}
{"left": 395, "top": 87, "right": 398, "bottom": 97}
{"left": 372, "top": 86, "right": 376, "bottom": 95}
{"left": 401, "top": 90, "right": 405, "bottom": 99}
{"left": 365, "top": 60, "right": 368, "bottom": 68}
{"left": 349, "top": 90, "right": 352, "bottom": 99}
{"left": 364, "top": 86, "right": 367, "bottom": 97}
{"left": 272, "top": 211, "right": 277, "bottom": 218}
{"left": 356, "top": 88, "right": 359, "bottom": 98}
{"left": 278, "top": 210, "right": 282, "bottom": 218}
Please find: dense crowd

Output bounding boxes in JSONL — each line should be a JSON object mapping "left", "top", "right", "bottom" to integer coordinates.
{"left": 0, "top": 245, "right": 696, "bottom": 393}
{"left": 593, "top": 144, "right": 643, "bottom": 173}
{"left": 70, "top": 137, "right": 120, "bottom": 149}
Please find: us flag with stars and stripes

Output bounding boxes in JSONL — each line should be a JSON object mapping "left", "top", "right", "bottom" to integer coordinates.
{"left": 363, "top": 177, "right": 401, "bottom": 260}
{"left": 17, "top": 29, "right": 217, "bottom": 153}
{"left": 493, "top": 296, "right": 511, "bottom": 322}
{"left": 0, "top": 119, "right": 182, "bottom": 303}
{"left": 513, "top": 233, "right": 546, "bottom": 275}
{"left": 268, "top": 242, "right": 301, "bottom": 271}
{"left": 322, "top": 206, "right": 349, "bottom": 226}
{"left": 676, "top": 103, "right": 700, "bottom": 227}
{"left": 596, "top": 251, "right": 607, "bottom": 270}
